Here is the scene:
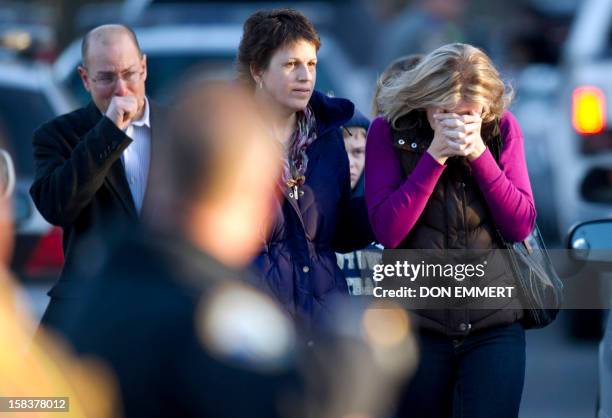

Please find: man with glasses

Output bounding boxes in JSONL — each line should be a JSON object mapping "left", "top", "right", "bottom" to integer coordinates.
{"left": 30, "top": 24, "right": 158, "bottom": 337}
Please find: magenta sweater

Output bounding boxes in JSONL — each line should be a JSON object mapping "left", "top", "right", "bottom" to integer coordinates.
{"left": 365, "top": 111, "right": 536, "bottom": 248}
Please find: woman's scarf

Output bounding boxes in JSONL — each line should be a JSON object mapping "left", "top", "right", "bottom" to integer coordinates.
{"left": 283, "top": 105, "right": 317, "bottom": 196}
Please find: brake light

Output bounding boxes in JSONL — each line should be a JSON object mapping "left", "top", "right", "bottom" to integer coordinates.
{"left": 25, "top": 227, "right": 64, "bottom": 278}
{"left": 572, "top": 86, "right": 606, "bottom": 135}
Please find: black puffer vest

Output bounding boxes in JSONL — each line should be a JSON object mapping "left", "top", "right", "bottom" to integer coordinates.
{"left": 391, "top": 111, "right": 523, "bottom": 337}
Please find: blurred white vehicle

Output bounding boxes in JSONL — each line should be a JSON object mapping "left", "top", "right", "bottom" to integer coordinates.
{"left": 551, "top": 0, "right": 612, "bottom": 239}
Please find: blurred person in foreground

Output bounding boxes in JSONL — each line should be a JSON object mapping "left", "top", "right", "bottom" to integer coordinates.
{"left": 60, "top": 81, "right": 299, "bottom": 418}
{"left": 0, "top": 147, "right": 118, "bottom": 418}
{"left": 29, "top": 24, "right": 159, "bottom": 335}
{"left": 366, "top": 43, "right": 536, "bottom": 417}
{"left": 60, "top": 80, "right": 418, "bottom": 418}
{"left": 237, "top": 8, "right": 373, "bottom": 332}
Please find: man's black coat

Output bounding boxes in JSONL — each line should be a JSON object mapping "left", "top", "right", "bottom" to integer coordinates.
{"left": 29, "top": 101, "right": 161, "bottom": 329}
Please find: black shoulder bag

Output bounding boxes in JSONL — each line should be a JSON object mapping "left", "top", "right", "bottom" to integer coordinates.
{"left": 489, "top": 129, "right": 563, "bottom": 329}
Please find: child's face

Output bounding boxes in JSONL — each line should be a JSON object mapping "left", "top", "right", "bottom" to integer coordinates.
{"left": 343, "top": 126, "right": 367, "bottom": 190}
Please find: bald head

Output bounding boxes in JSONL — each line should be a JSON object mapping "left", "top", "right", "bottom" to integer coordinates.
{"left": 77, "top": 23, "right": 147, "bottom": 118}
{"left": 81, "top": 24, "right": 142, "bottom": 67}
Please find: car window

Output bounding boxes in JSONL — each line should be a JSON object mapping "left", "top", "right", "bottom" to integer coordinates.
{"left": 0, "top": 86, "right": 54, "bottom": 176}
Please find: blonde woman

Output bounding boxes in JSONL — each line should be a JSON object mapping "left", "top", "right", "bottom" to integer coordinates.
{"left": 365, "top": 43, "right": 536, "bottom": 417}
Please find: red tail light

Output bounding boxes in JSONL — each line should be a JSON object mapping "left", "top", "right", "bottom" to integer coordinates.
{"left": 572, "top": 86, "right": 606, "bottom": 135}
{"left": 25, "top": 227, "right": 64, "bottom": 278}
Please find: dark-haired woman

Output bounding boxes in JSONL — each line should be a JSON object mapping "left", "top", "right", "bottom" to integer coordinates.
{"left": 237, "top": 8, "right": 372, "bottom": 330}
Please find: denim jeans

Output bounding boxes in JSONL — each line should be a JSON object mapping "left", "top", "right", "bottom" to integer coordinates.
{"left": 395, "top": 322, "right": 526, "bottom": 418}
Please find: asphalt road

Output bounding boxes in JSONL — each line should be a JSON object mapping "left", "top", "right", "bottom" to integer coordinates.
{"left": 520, "top": 311, "right": 600, "bottom": 418}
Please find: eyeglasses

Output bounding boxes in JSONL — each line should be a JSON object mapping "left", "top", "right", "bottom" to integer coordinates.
{"left": 85, "top": 67, "right": 144, "bottom": 87}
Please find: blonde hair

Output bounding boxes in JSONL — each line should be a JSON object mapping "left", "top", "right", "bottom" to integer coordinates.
{"left": 377, "top": 43, "right": 513, "bottom": 129}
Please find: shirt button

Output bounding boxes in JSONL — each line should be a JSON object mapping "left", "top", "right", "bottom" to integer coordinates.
{"left": 302, "top": 266, "right": 310, "bottom": 273}
{"left": 459, "top": 323, "right": 469, "bottom": 332}
{"left": 398, "top": 139, "right": 406, "bottom": 145}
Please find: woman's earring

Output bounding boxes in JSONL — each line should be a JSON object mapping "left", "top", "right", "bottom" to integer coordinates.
{"left": 258, "top": 79, "right": 263, "bottom": 89}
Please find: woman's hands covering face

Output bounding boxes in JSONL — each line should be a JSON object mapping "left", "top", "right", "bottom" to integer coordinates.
{"left": 427, "top": 110, "right": 486, "bottom": 164}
